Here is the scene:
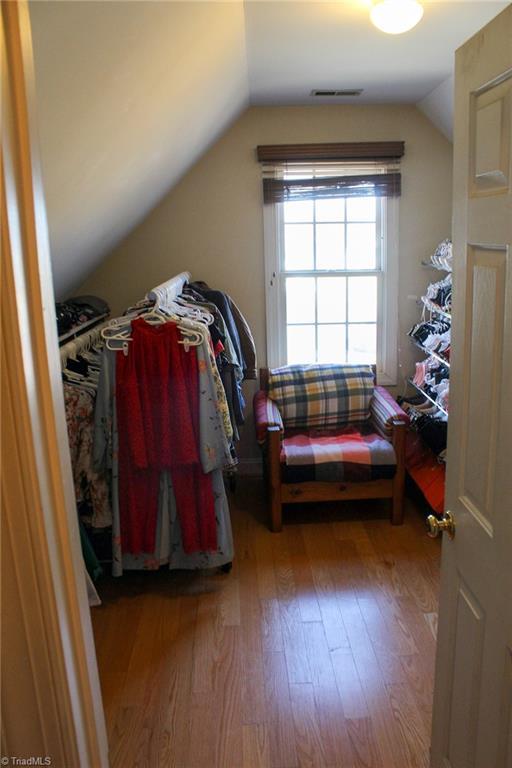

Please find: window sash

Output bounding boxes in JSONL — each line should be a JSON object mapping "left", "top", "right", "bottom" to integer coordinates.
{"left": 264, "top": 195, "right": 398, "bottom": 383}
{"left": 284, "top": 274, "right": 380, "bottom": 365}
{"left": 279, "top": 199, "right": 382, "bottom": 365}
{"left": 281, "top": 195, "right": 383, "bottom": 274}
{"left": 282, "top": 315, "right": 380, "bottom": 366}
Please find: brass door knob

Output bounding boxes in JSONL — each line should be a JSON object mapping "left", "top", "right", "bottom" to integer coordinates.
{"left": 427, "top": 510, "right": 455, "bottom": 539}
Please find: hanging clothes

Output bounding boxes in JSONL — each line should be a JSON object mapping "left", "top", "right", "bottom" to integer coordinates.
{"left": 186, "top": 283, "right": 246, "bottom": 435}
{"left": 116, "top": 318, "right": 217, "bottom": 555}
{"left": 90, "top": 272, "right": 257, "bottom": 574}
{"left": 228, "top": 297, "right": 257, "bottom": 381}
{"left": 187, "top": 281, "right": 257, "bottom": 381}
{"left": 94, "top": 325, "right": 235, "bottom": 575}
{"left": 63, "top": 382, "right": 111, "bottom": 529}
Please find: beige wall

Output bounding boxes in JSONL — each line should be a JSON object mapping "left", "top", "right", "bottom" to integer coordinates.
{"left": 79, "top": 105, "right": 453, "bottom": 462}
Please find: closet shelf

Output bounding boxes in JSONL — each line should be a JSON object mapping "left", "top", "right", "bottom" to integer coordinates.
{"left": 421, "top": 297, "right": 451, "bottom": 319}
{"left": 411, "top": 340, "right": 450, "bottom": 369}
{"left": 407, "top": 378, "right": 448, "bottom": 416}
{"left": 59, "top": 312, "right": 109, "bottom": 345}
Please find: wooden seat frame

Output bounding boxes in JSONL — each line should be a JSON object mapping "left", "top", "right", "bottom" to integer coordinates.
{"left": 258, "top": 368, "right": 406, "bottom": 532}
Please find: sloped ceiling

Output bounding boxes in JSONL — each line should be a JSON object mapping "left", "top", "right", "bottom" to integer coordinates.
{"left": 417, "top": 75, "right": 454, "bottom": 141}
{"left": 29, "top": 0, "right": 506, "bottom": 297}
{"left": 29, "top": 1, "right": 249, "bottom": 297}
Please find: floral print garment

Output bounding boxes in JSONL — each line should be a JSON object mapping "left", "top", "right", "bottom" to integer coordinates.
{"left": 63, "top": 382, "right": 112, "bottom": 528}
{"left": 197, "top": 338, "right": 235, "bottom": 470}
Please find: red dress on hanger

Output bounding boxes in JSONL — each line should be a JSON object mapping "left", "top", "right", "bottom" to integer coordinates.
{"left": 116, "top": 318, "right": 217, "bottom": 554}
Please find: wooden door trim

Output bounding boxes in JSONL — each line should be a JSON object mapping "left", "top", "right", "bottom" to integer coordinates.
{"left": 1, "top": 2, "right": 108, "bottom": 764}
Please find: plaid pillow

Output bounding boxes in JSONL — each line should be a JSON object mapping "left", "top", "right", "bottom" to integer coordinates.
{"left": 268, "top": 364, "right": 374, "bottom": 429}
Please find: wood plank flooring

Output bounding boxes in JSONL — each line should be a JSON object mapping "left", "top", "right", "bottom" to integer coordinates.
{"left": 92, "top": 478, "right": 441, "bottom": 768}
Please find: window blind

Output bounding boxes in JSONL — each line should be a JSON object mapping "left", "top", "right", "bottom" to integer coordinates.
{"left": 257, "top": 142, "right": 404, "bottom": 204}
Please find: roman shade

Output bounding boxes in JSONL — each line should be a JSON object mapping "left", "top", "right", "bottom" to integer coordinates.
{"left": 257, "top": 141, "right": 404, "bottom": 204}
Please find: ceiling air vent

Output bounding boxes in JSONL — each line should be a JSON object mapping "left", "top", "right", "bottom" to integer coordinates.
{"left": 311, "top": 89, "right": 364, "bottom": 97}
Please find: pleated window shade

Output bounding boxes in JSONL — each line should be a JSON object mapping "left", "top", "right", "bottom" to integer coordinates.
{"left": 257, "top": 142, "right": 404, "bottom": 204}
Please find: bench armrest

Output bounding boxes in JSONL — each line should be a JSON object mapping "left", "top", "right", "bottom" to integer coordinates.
{"left": 253, "top": 390, "right": 284, "bottom": 445}
{"left": 370, "top": 386, "right": 409, "bottom": 441}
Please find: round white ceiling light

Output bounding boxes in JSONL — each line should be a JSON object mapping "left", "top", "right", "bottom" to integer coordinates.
{"left": 370, "top": 0, "right": 424, "bottom": 34}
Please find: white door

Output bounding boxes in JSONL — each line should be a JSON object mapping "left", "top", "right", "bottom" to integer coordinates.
{"left": 430, "top": 6, "right": 512, "bottom": 768}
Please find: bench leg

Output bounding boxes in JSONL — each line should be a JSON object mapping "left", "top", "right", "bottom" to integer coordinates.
{"left": 391, "top": 420, "right": 406, "bottom": 525}
{"left": 267, "top": 427, "right": 282, "bottom": 532}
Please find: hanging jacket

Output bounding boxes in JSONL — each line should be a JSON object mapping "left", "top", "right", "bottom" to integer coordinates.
{"left": 228, "top": 298, "right": 257, "bottom": 380}
{"left": 189, "top": 281, "right": 257, "bottom": 380}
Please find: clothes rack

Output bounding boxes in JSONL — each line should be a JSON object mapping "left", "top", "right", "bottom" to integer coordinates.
{"left": 93, "top": 269, "right": 258, "bottom": 576}
{"left": 146, "top": 270, "right": 191, "bottom": 305}
{"left": 407, "top": 378, "right": 449, "bottom": 416}
{"left": 60, "top": 313, "right": 112, "bottom": 606}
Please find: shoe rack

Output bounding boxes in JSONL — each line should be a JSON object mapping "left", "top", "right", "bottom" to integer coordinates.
{"left": 402, "top": 242, "right": 452, "bottom": 514}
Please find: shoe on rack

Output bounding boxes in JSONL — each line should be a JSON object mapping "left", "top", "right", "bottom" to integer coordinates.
{"left": 414, "top": 403, "right": 439, "bottom": 414}
{"left": 430, "top": 239, "right": 453, "bottom": 272}
{"left": 413, "top": 361, "right": 428, "bottom": 387}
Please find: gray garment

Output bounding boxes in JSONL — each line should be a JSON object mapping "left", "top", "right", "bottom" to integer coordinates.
{"left": 228, "top": 298, "right": 257, "bottom": 380}
{"left": 94, "top": 345, "right": 234, "bottom": 576}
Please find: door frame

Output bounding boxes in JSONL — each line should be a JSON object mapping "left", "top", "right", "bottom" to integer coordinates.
{"left": 1, "top": 2, "right": 108, "bottom": 764}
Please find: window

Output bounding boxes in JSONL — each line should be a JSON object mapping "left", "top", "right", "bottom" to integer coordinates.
{"left": 259, "top": 144, "right": 402, "bottom": 384}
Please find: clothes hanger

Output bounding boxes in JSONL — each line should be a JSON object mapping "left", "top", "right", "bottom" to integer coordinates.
{"left": 174, "top": 296, "right": 215, "bottom": 325}
{"left": 177, "top": 326, "right": 205, "bottom": 351}
{"left": 101, "top": 274, "right": 209, "bottom": 353}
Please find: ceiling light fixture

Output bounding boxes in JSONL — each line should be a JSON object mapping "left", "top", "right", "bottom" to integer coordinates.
{"left": 370, "top": 0, "right": 424, "bottom": 34}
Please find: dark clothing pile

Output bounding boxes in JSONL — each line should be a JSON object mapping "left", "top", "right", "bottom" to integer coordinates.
{"left": 408, "top": 410, "right": 447, "bottom": 459}
{"left": 56, "top": 295, "right": 110, "bottom": 337}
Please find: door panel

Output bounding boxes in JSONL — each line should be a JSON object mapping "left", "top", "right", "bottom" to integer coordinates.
{"left": 461, "top": 245, "right": 507, "bottom": 531}
{"left": 470, "top": 72, "right": 511, "bottom": 195}
{"left": 430, "top": 6, "right": 512, "bottom": 767}
{"left": 447, "top": 584, "right": 485, "bottom": 768}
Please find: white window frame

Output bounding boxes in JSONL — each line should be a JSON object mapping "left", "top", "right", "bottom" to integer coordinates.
{"left": 264, "top": 196, "right": 399, "bottom": 385}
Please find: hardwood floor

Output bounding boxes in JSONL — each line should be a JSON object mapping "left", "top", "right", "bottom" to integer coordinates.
{"left": 92, "top": 477, "right": 441, "bottom": 768}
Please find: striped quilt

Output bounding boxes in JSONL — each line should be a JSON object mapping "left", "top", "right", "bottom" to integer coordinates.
{"left": 268, "top": 364, "right": 375, "bottom": 429}
{"left": 281, "top": 425, "right": 397, "bottom": 483}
